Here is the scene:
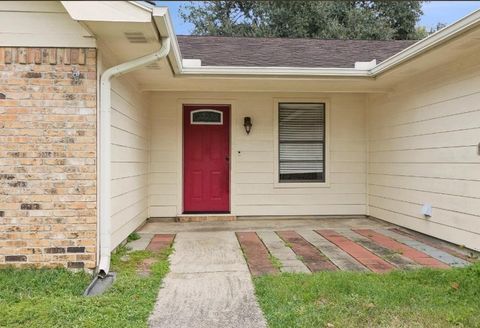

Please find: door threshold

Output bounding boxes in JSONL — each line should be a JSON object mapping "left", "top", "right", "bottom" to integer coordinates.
{"left": 176, "top": 214, "right": 236, "bottom": 223}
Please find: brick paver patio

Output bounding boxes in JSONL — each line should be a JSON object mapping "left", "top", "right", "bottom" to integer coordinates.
{"left": 132, "top": 219, "right": 475, "bottom": 278}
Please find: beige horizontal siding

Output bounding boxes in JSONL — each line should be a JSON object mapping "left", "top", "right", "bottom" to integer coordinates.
{"left": 368, "top": 163, "right": 480, "bottom": 181}
{"left": 110, "top": 78, "right": 149, "bottom": 249}
{"left": 148, "top": 92, "right": 367, "bottom": 217}
{"left": 367, "top": 53, "right": 480, "bottom": 251}
{"left": 147, "top": 95, "right": 178, "bottom": 218}
{"left": 0, "top": 2, "right": 94, "bottom": 47}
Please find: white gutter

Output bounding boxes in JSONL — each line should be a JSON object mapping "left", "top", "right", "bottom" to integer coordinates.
{"left": 181, "top": 66, "right": 370, "bottom": 77}
{"left": 97, "top": 37, "right": 171, "bottom": 278}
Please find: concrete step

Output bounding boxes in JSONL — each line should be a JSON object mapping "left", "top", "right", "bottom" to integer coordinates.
{"left": 148, "top": 217, "right": 176, "bottom": 223}
{"left": 176, "top": 215, "right": 236, "bottom": 223}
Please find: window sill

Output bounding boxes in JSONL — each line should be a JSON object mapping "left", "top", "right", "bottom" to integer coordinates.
{"left": 273, "top": 181, "right": 331, "bottom": 189}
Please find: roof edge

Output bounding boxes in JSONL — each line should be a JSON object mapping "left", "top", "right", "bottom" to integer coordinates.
{"left": 153, "top": 7, "right": 183, "bottom": 75}
{"left": 153, "top": 5, "right": 480, "bottom": 78}
{"left": 371, "top": 8, "right": 480, "bottom": 75}
{"left": 129, "top": 1, "right": 155, "bottom": 12}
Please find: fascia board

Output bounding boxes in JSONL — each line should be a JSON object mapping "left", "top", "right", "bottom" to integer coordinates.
{"left": 153, "top": 7, "right": 183, "bottom": 74}
{"left": 181, "top": 66, "right": 371, "bottom": 77}
{"left": 129, "top": 1, "right": 155, "bottom": 12}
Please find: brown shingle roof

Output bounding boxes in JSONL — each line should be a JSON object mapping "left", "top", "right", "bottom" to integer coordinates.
{"left": 177, "top": 36, "right": 417, "bottom": 68}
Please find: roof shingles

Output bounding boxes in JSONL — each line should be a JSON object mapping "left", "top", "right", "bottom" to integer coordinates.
{"left": 177, "top": 36, "right": 417, "bottom": 68}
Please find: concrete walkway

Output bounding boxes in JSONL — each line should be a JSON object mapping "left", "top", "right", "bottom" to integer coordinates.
{"left": 148, "top": 231, "right": 267, "bottom": 328}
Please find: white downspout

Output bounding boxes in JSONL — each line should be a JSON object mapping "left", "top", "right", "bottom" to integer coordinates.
{"left": 97, "top": 37, "right": 171, "bottom": 278}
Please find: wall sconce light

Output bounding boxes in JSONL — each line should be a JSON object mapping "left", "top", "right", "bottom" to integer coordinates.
{"left": 243, "top": 117, "right": 252, "bottom": 135}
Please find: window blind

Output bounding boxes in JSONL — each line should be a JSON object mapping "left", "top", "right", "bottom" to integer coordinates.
{"left": 279, "top": 103, "right": 325, "bottom": 182}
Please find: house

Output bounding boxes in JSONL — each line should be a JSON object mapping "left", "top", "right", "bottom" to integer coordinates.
{"left": 0, "top": 1, "right": 479, "bottom": 275}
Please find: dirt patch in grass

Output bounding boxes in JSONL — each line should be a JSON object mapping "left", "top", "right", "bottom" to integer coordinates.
{"left": 137, "top": 258, "right": 157, "bottom": 277}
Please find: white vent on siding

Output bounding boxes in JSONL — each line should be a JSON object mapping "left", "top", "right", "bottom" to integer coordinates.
{"left": 124, "top": 32, "right": 149, "bottom": 44}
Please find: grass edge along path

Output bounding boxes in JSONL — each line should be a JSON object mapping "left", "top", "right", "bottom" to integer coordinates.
{"left": 254, "top": 262, "right": 480, "bottom": 328}
{"left": 0, "top": 246, "right": 171, "bottom": 328}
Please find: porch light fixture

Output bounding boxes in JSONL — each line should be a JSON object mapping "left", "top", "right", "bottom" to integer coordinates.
{"left": 243, "top": 117, "right": 252, "bottom": 135}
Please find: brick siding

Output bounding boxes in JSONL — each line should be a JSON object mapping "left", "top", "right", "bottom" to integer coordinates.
{"left": 0, "top": 48, "right": 97, "bottom": 269}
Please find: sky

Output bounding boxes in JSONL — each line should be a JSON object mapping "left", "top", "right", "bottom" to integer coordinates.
{"left": 156, "top": 1, "right": 480, "bottom": 35}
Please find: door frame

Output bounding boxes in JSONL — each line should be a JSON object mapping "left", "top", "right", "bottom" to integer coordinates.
{"left": 177, "top": 99, "right": 234, "bottom": 215}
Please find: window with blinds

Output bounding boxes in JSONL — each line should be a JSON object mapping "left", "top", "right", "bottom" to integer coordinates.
{"left": 278, "top": 103, "right": 325, "bottom": 183}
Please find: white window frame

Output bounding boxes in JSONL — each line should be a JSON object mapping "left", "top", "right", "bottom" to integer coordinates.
{"left": 273, "top": 98, "right": 330, "bottom": 188}
{"left": 190, "top": 109, "right": 223, "bottom": 125}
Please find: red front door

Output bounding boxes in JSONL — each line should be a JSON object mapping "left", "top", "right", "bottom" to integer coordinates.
{"left": 183, "top": 105, "right": 230, "bottom": 213}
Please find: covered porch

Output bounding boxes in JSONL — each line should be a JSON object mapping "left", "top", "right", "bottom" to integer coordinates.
{"left": 72, "top": 2, "right": 480, "bottom": 266}
{"left": 107, "top": 50, "right": 480, "bottom": 254}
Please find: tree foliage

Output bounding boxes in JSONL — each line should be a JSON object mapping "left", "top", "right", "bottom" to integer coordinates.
{"left": 180, "top": 1, "right": 425, "bottom": 40}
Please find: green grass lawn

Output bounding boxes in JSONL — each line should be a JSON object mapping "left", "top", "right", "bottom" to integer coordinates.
{"left": 0, "top": 247, "right": 170, "bottom": 328}
{"left": 255, "top": 263, "right": 480, "bottom": 328}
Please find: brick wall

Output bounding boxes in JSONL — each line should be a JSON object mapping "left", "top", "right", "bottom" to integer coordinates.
{"left": 0, "top": 48, "right": 97, "bottom": 269}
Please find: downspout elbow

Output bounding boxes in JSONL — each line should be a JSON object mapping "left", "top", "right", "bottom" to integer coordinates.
{"left": 97, "top": 38, "right": 170, "bottom": 278}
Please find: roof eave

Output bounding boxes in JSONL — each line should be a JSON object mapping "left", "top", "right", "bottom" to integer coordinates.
{"left": 130, "top": 1, "right": 168, "bottom": 13}
{"left": 61, "top": 1, "right": 151, "bottom": 22}
{"left": 129, "top": 1, "right": 153, "bottom": 11}
{"left": 371, "top": 8, "right": 480, "bottom": 76}
{"left": 153, "top": 7, "right": 183, "bottom": 75}
{"left": 124, "top": 3, "right": 480, "bottom": 78}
